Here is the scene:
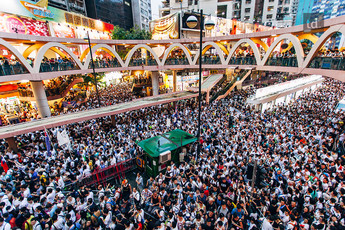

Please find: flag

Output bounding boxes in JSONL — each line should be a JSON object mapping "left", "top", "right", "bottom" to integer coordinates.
{"left": 57, "top": 129, "right": 70, "bottom": 147}
{"left": 1, "top": 157, "right": 8, "bottom": 173}
{"left": 44, "top": 129, "right": 51, "bottom": 157}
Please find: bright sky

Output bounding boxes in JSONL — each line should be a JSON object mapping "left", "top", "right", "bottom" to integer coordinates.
{"left": 151, "top": 0, "right": 162, "bottom": 20}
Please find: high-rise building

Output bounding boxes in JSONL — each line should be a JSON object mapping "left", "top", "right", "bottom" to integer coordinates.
{"left": 296, "top": 0, "right": 345, "bottom": 26}
{"left": 32, "top": 0, "right": 88, "bottom": 15}
{"left": 261, "top": 0, "right": 298, "bottom": 28}
{"left": 132, "top": 0, "right": 152, "bottom": 30}
{"left": 85, "top": 0, "right": 134, "bottom": 30}
{"left": 159, "top": 0, "right": 296, "bottom": 27}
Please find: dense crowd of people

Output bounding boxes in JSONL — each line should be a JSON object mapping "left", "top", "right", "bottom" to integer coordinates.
{"left": 0, "top": 73, "right": 344, "bottom": 229}
{"left": 0, "top": 82, "right": 135, "bottom": 126}
{"left": 18, "top": 76, "right": 77, "bottom": 98}
{"left": 1, "top": 47, "right": 345, "bottom": 76}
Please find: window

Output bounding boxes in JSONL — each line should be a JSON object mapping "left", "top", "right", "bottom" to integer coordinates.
{"left": 194, "top": 0, "right": 198, "bottom": 5}
{"left": 269, "top": 0, "right": 274, "bottom": 2}
{"left": 267, "top": 6, "right": 274, "bottom": 11}
{"left": 245, "top": 8, "right": 251, "bottom": 12}
{"left": 245, "top": 0, "right": 251, "bottom": 4}
{"left": 217, "top": 5, "right": 227, "bottom": 18}
{"left": 284, "top": 7, "right": 289, "bottom": 13}
{"left": 267, "top": 14, "right": 273, "bottom": 19}
{"left": 284, "top": 0, "right": 290, "bottom": 4}
{"left": 188, "top": 0, "right": 193, "bottom": 5}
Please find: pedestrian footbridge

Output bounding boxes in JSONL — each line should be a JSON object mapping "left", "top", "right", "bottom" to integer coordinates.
{"left": 0, "top": 16, "right": 345, "bottom": 82}
{"left": 0, "top": 91, "right": 197, "bottom": 139}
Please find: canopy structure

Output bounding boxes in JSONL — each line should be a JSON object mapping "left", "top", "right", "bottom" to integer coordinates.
{"left": 138, "top": 129, "right": 197, "bottom": 157}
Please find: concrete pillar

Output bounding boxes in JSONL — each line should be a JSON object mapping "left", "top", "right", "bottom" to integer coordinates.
{"left": 6, "top": 137, "right": 18, "bottom": 153}
{"left": 151, "top": 71, "right": 159, "bottom": 96}
{"left": 173, "top": 70, "right": 177, "bottom": 92}
{"left": 111, "top": 115, "right": 116, "bottom": 126}
{"left": 30, "top": 81, "right": 51, "bottom": 118}
{"left": 206, "top": 91, "right": 210, "bottom": 104}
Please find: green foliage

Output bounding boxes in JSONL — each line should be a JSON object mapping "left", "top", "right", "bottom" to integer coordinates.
{"left": 78, "top": 73, "right": 104, "bottom": 90}
{"left": 112, "top": 25, "right": 152, "bottom": 40}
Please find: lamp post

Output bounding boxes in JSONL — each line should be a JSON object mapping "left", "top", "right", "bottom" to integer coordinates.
{"left": 186, "top": 11, "right": 214, "bottom": 159}
{"left": 84, "top": 31, "right": 101, "bottom": 107}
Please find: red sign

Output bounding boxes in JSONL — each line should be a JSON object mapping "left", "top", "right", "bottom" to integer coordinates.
{"left": 0, "top": 13, "right": 49, "bottom": 36}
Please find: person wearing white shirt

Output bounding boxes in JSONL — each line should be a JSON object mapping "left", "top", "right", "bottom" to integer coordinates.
{"left": 57, "top": 175, "right": 65, "bottom": 190}
{"left": 0, "top": 217, "right": 11, "bottom": 230}
{"left": 32, "top": 217, "right": 42, "bottom": 230}
{"left": 103, "top": 209, "right": 112, "bottom": 228}
{"left": 262, "top": 217, "right": 274, "bottom": 230}
{"left": 46, "top": 188, "right": 56, "bottom": 204}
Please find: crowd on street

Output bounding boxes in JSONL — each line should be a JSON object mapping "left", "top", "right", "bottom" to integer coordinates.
{"left": 0, "top": 74, "right": 344, "bottom": 230}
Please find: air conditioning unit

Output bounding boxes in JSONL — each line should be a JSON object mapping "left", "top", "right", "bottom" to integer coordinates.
{"left": 159, "top": 150, "right": 171, "bottom": 163}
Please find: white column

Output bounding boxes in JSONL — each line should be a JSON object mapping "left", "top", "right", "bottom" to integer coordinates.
{"left": 30, "top": 80, "right": 51, "bottom": 118}
{"left": 151, "top": 71, "right": 159, "bottom": 96}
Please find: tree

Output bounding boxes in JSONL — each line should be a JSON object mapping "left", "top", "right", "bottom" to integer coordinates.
{"left": 112, "top": 25, "right": 152, "bottom": 40}
{"left": 78, "top": 73, "right": 104, "bottom": 91}
{"left": 112, "top": 26, "right": 128, "bottom": 40}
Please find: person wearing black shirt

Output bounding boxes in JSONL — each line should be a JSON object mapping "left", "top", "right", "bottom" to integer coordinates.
{"left": 219, "top": 177, "right": 229, "bottom": 194}
{"left": 201, "top": 218, "right": 214, "bottom": 230}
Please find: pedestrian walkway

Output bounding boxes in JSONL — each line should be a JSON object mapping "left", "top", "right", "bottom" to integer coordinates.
{"left": 0, "top": 91, "right": 197, "bottom": 139}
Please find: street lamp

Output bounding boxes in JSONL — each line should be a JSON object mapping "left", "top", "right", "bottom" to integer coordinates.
{"left": 186, "top": 10, "right": 214, "bottom": 159}
{"left": 84, "top": 31, "right": 101, "bottom": 107}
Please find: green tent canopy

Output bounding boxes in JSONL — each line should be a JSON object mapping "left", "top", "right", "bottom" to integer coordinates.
{"left": 138, "top": 129, "right": 197, "bottom": 157}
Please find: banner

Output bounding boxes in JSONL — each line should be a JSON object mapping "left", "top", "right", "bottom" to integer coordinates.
{"left": 57, "top": 129, "right": 70, "bottom": 146}
{"left": 0, "top": 13, "right": 49, "bottom": 36}
{"left": 150, "top": 13, "right": 179, "bottom": 40}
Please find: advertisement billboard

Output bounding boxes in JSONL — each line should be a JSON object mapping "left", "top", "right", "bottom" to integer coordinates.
{"left": 150, "top": 13, "right": 179, "bottom": 40}
{"left": 1, "top": 0, "right": 114, "bottom": 38}
{"left": 51, "top": 21, "right": 75, "bottom": 38}
{"left": 0, "top": 13, "right": 50, "bottom": 36}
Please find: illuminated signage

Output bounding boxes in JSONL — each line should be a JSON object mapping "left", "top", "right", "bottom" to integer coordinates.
{"left": 20, "top": 0, "right": 54, "bottom": 19}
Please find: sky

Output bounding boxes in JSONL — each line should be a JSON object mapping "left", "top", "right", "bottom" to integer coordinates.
{"left": 151, "top": 0, "right": 162, "bottom": 20}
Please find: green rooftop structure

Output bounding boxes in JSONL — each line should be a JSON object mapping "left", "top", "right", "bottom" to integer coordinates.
{"left": 138, "top": 129, "right": 197, "bottom": 177}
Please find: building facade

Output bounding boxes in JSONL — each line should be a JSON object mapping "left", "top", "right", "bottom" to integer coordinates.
{"left": 296, "top": 0, "right": 345, "bottom": 26}
{"left": 132, "top": 0, "right": 152, "bottom": 30}
{"left": 32, "top": 0, "right": 88, "bottom": 15}
{"left": 85, "top": 0, "right": 134, "bottom": 30}
{"left": 159, "top": 0, "right": 297, "bottom": 28}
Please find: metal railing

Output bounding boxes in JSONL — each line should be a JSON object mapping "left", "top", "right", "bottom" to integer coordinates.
{"left": 266, "top": 56, "right": 298, "bottom": 67}
{"left": 64, "top": 157, "right": 138, "bottom": 191}
{"left": 1, "top": 56, "right": 345, "bottom": 76}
